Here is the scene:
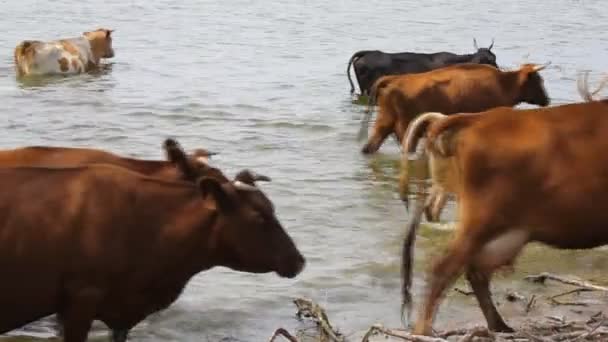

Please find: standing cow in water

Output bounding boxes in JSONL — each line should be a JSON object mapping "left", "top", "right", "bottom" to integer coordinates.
{"left": 14, "top": 28, "right": 115, "bottom": 77}
{"left": 359, "top": 62, "right": 551, "bottom": 155}
{"left": 0, "top": 152, "right": 305, "bottom": 342}
{"left": 398, "top": 97, "right": 608, "bottom": 336}
{"left": 347, "top": 39, "right": 498, "bottom": 95}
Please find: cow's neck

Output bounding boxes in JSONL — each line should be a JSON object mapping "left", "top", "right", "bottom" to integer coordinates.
{"left": 120, "top": 158, "right": 173, "bottom": 178}
{"left": 500, "top": 72, "right": 526, "bottom": 106}
{"left": 85, "top": 37, "right": 105, "bottom": 65}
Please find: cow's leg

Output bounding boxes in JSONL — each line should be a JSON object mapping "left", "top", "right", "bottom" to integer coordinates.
{"left": 112, "top": 329, "right": 130, "bottom": 342}
{"left": 361, "top": 113, "right": 395, "bottom": 154}
{"left": 465, "top": 268, "right": 513, "bottom": 332}
{"left": 61, "top": 289, "right": 101, "bottom": 342}
{"left": 424, "top": 186, "right": 448, "bottom": 222}
{"left": 362, "top": 90, "right": 398, "bottom": 154}
{"left": 466, "top": 229, "right": 529, "bottom": 332}
{"left": 413, "top": 230, "right": 477, "bottom": 336}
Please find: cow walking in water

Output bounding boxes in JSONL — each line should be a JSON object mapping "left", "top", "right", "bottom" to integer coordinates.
{"left": 0, "top": 153, "right": 305, "bottom": 342}
{"left": 399, "top": 94, "right": 608, "bottom": 336}
{"left": 359, "top": 62, "right": 551, "bottom": 155}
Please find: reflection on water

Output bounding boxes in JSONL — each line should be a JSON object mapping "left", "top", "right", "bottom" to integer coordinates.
{"left": 1, "top": 0, "right": 608, "bottom": 341}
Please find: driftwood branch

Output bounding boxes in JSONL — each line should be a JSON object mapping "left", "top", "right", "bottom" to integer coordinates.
{"left": 276, "top": 296, "right": 608, "bottom": 342}
{"left": 293, "top": 298, "right": 345, "bottom": 342}
{"left": 268, "top": 328, "right": 299, "bottom": 342}
{"left": 361, "top": 324, "right": 448, "bottom": 342}
{"left": 524, "top": 272, "right": 608, "bottom": 292}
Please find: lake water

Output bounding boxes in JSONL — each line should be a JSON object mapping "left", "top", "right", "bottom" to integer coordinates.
{"left": 1, "top": 1, "right": 608, "bottom": 341}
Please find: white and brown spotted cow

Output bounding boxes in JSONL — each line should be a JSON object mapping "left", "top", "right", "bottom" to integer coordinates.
{"left": 13, "top": 28, "right": 115, "bottom": 77}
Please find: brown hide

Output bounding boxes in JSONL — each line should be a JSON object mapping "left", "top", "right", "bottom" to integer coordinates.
{"left": 0, "top": 164, "right": 304, "bottom": 341}
{"left": 360, "top": 63, "right": 550, "bottom": 154}
{"left": 0, "top": 139, "right": 215, "bottom": 182}
{"left": 399, "top": 101, "right": 608, "bottom": 335}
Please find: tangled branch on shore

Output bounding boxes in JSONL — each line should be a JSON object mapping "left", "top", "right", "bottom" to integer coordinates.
{"left": 269, "top": 296, "right": 608, "bottom": 342}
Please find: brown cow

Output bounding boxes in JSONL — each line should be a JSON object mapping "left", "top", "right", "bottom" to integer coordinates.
{"left": 0, "top": 139, "right": 217, "bottom": 183}
{"left": 358, "top": 62, "right": 551, "bottom": 154}
{"left": 0, "top": 160, "right": 305, "bottom": 341}
{"left": 415, "top": 72, "right": 608, "bottom": 223}
{"left": 0, "top": 140, "right": 272, "bottom": 342}
{"left": 398, "top": 98, "right": 608, "bottom": 336}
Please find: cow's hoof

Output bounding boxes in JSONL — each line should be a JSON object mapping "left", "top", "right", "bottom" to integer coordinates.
{"left": 361, "top": 144, "right": 376, "bottom": 154}
{"left": 490, "top": 323, "right": 514, "bottom": 333}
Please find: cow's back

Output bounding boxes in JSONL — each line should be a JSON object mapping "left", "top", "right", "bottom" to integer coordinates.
{"left": 390, "top": 64, "right": 508, "bottom": 114}
{"left": 0, "top": 146, "right": 170, "bottom": 177}
{"left": 456, "top": 102, "right": 608, "bottom": 246}
{"left": 0, "top": 146, "right": 115, "bottom": 166}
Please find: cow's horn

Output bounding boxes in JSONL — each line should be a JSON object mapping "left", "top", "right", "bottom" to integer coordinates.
{"left": 488, "top": 38, "right": 494, "bottom": 50}
{"left": 233, "top": 180, "right": 259, "bottom": 192}
{"left": 532, "top": 61, "right": 551, "bottom": 72}
{"left": 473, "top": 38, "right": 479, "bottom": 50}
{"left": 251, "top": 171, "right": 271, "bottom": 182}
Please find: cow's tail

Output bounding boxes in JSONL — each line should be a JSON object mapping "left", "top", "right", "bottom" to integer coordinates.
{"left": 398, "top": 112, "right": 448, "bottom": 203}
{"left": 14, "top": 41, "right": 37, "bottom": 76}
{"left": 399, "top": 111, "right": 481, "bottom": 201}
{"left": 357, "top": 75, "right": 399, "bottom": 141}
{"left": 347, "top": 50, "right": 372, "bottom": 94}
{"left": 399, "top": 110, "right": 479, "bottom": 324}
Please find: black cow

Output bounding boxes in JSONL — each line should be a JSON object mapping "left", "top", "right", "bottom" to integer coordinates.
{"left": 347, "top": 39, "right": 498, "bottom": 96}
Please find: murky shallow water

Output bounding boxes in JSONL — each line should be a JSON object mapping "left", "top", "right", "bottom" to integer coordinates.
{"left": 1, "top": 1, "right": 608, "bottom": 341}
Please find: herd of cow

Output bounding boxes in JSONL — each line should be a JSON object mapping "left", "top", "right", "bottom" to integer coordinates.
{"left": 5, "top": 29, "right": 608, "bottom": 341}
{"left": 348, "top": 40, "right": 608, "bottom": 335}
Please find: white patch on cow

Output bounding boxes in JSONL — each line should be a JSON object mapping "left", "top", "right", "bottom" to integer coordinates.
{"left": 474, "top": 229, "right": 529, "bottom": 272}
{"left": 195, "top": 156, "right": 209, "bottom": 165}
{"left": 232, "top": 181, "right": 258, "bottom": 192}
{"left": 17, "top": 37, "right": 93, "bottom": 76}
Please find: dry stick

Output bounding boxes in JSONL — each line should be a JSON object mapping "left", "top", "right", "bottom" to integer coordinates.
{"left": 361, "top": 324, "right": 449, "bottom": 342}
{"left": 549, "top": 288, "right": 592, "bottom": 301}
{"left": 268, "top": 328, "right": 299, "bottom": 342}
{"left": 521, "top": 331, "right": 552, "bottom": 342}
{"left": 454, "top": 287, "right": 474, "bottom": 296}
{"left": 549, "top": 298, "right": 588, "bottom": 307}
{"left": 526, "top": 294, "right": 537, "bottom": 313}
{"left": 455, "top": 327, "right": 492, "bottom": 342}
{"left": 571, "top": 317, "right": 606, "bottom": 342}
{"left": 524, "top": 273, "right": 608, "bottom": 292}
{"left": 293, "top": 298, "right": 344, "bottom": 342}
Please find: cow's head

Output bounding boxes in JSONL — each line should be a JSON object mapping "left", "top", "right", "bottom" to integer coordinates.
{"left": 196, "top": 170, "right": 305, "bottom": 278}
{"left": 471, "top": 38, "right": 497, "bottom": 67}
{"left": 83, "top": 28, "right": 115, "bottom": 59}
{"left": 516, "top": 62, "right": 551, "bottom": 107}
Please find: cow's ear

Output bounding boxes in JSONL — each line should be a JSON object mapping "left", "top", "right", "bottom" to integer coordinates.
{"left": 197, "top": 177, "right": 233, "bottom": 210}
{"left": 163, "top": 138, "right": 196, "bottom": 180}
{"left": 106, "top": 29, "right": 114, "bottom": 38}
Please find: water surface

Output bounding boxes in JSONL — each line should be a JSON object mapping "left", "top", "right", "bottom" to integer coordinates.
{"left": 1, "top": 1, "right": 608, "bottom": 341}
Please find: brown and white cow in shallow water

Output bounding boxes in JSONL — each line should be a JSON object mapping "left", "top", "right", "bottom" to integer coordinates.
{"left": 14, "top": 28, "right": 115, "bottom": 77}
{"left": 358, "top": 62, "right": 551, "bottom": 154}
{"left": 0, "top": 157, "right": 305, "bottom": 342}
{"left": 399, "top": 97, "right": 608, "bottom": 336}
